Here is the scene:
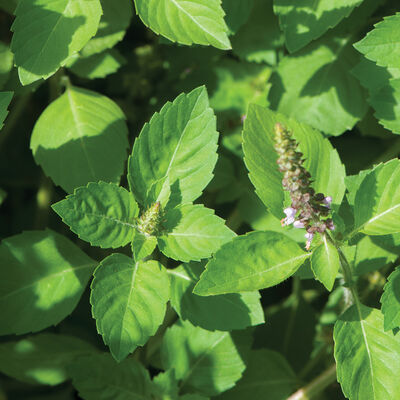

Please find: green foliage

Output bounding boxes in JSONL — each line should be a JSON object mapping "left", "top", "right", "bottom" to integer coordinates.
{"left": 0, "top": 230, "right": 96, "bottom": 335}
{"left": 381, "top": 266, "right": 400, "bottom": 331}
{"left": 0, "top": 91, "right": 12, "bottom": 130}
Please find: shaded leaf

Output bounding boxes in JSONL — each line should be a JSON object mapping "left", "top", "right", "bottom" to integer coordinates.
{"left": 222, "top": 0, "right": 254, "bottom": 35}
{"left": 381, "top": 266, "right": 400, "bottom": 331}
{"left": 0, "top": 91, "right": 12, "bottom": 131}
{"left": 0, "top": 43, "right": 13, "bottom": 89}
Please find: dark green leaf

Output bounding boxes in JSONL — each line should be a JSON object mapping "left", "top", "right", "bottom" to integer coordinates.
{"left": 0, "top": 91, "right": 12, "bottom": 131}
{"left": 381, "top": 267, "right": 400, "bottom": 331}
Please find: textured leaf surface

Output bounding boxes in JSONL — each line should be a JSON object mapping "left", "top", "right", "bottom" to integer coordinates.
{"left": 169, "top": 262, "right": 264, "bottom": 331}
{"left": 381, "top": 267, "right": 400, "bottom": 331}
{"left": 131, "top": 229, "right": 157, "bottom": 261}
{"left": 134, "top": 0, "right": 231, "bottom": 50}
{"left": 354, "top": 159, "right": 400, "bottom": 235}
{"left": 194, "top": 231, "right": 309, "bottom": 295}
{"left": 354, "top": 13, "right": 400, "bottom": 69}
{"left": 243, "top": 104, "right": 345, "bottom": 219}
{"left": 11, "top": 0, "right": 102, "bottom": 85}
{"left": 0, "top": 230, "right": 96, "bottom": 335}
{"left": 334, "top": 305, "right": 400, "bottom": 400}
{"left": 158, "top": 204, "right": 235, "bottom": 262}
{"left": 274, "top": 0, "right": 363, "bottom": 53}
{"left": 161, "top": 321, "right": 250, "bottom": 396}
{"left": 31, "top": 86, "right": 129, "bottom": 193}
{"left": 269, "top": 36, "right": 367, "bottom": 136}
{"left": 0, "top": 91, "right": 12, "bottom": 130}
{"left": 68, "top": 353, "right": 154, "bottom": 400}
{"left": 90, "top": 254, "right": 170, "bottom": 361}
{"left": 128, "top": 86, "right": 218, "bottom": 207}
{"left": 0, "top": 334, "right": 97, "bottom": 385}
{"left": 311, "top": 235, "right": 340, "bottom": 291}
{"left": 218, "top": 349, "right": 297, "bottom": 400}
{"left": 52, "top": 182, "right": 138, "bottom": 249}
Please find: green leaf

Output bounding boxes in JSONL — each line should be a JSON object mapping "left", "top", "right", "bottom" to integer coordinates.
{"left": 0, "top": 334, "right": 97, "bottom": 386}
{"left": 222, "top": 0, "right": 254, "bottom": 35}
{"left": 0, "top": 0, "right": 17, "bottom": 14}
{"left": 242, "top": 104, "right": 346, "bottom": 219}
{"left": 268, "top": 35, "right": 367, "bottom": 136}
{"left": 0, "top": 43, "right": 13, "bottom": 89}
{"left": 354, "top": 159, "right": 400, "bottom": 236}
{"left": 194, "top": 231, "right": 310, "bottom": 296}
{"left": 68, "top": 353, "right": 154, "bottom": 399}
{"left": 11, "top": 0, "right": 102, "bottom": 85}
{"left": 354, "top": 13, "right": 400, "bottom": 69}
{"left": 334, "top": 305, "right": 400, "bottom": 399}
{"left": 81, "top": 0, "right": 133, "bottom": 57}
{"left": 169, "top": 262, "right": 264, "bottom": 331}
{"left": 152, "top": 370, "right": 180, "bottom": 399}
{"left": 0, "top": 230, "right": 96, "bottom": 335}
{"left": 90, "top": 254, "right": 170, "bottom": 362}
{"left": 128, "top": 86, "right": 219, "bottom": 207}
{"left": 0, "top": 91, "right": 13, "bottom": 131}
{"left": 161, "top": 320, "right": 250, "bottom": 396}
{"left": 381, "top": 267, "right": 400, "bottom": 331}
{"left": 30, "top": 85, "right": 129, "bottom": 193}
{"left": 0, "top": 188, "right": 6, "bottom": 206}
{"left": 311, "top": 235, "right": 341, "bottom": 291}
{"left": 134, "top": 0, "right": 231, "bottom": 50}
{"left": 273, "top": 0, "right": 363, "bottom": 53}
{"left": 217, "top": 349, "right": 297, "bottom": 400}
{"left": 52, "top": 182, "right": 138, "bottom": 249}
{"left": 131, "top": 229, "right": 157, "bottom": 261}
{"left": 158, "top": 204, "right": 235, "bottom": 263}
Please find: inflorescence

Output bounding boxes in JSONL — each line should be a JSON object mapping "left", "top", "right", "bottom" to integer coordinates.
{"left": 274, "top": 122, "right": 334, "bottom": 250}
{"left": 136, "top": 201, "right": 163, "bottom": 237}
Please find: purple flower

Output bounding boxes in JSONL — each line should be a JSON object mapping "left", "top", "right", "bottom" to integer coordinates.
{"left": 293, "top": 220, "right": 305, "bottom": 229}
{"left": 305, "top": 232, "right": 314, "bottom": 250}
{"left": 323, "top": 196, "right": 332, "bottom": 209}
{"left": 282, "top": 207, "right": 296, "bottom": 226}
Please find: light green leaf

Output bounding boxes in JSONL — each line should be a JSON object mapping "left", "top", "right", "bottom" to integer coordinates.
{"left": 334, "top": 305, "right": 400, "bottom": 400}
{"left": 0, "top": 334, "right": 97, "bottom": 386}
{"left": 68, "top": 49, "right": 126, "bottom": 79}
{"left": 128, "top": 86, "right": 218, "bottom": 207}
{"left": 269, "top": 35, "right": 367, "bottom": 136}
{"left": 68, "top": 353, "right": 154, "bottom": 399}
{"left": 0, "top": 43, "right": 13, "bottom": 89}
{"left": 90, "top": 254, "right": 170, "bottom": 362}
{"left": 0, "top": 230, "right": 96, "bottom": 335}
{"left": 311, "top": 235, "right": 341, "bottom": 291}
{"left": 242, "top": 104, "right": 345, "bottom": 219}
{"left": 134, "top": 0, "right": 231, "bottom": 50}
{"left": 11, "top": 0, "right": 102, "bottom": 85}
{"left": 217, "top": 349, "right": 297, "bottom": 400}
{"left": 52, "top": 182, "right": 138, "bottom": 249}
{"left": 31, "top": 85, "right": 129, "bottom": 193}
{"left": 131, "top": 229, "right": 157, "bottom": 261}
{"left": 81, "top": 0, "right": 133, "bottom": 57}
{"left": 354, "top": 159, "right": 400, "bottom": 235}
{"left": 169, "top": 262, "right": 264, "bottom": 331}
{"left": 152, "top": 370, "right": 180, "bottom": 399}
{"left": 194, "top": 231, "right": 310, "bottom": 296}
{"left": 274, "top": 0, "right": 363, "bottom": 53}
{"left": 381, "top": 267, "right": 400, "bottom": 331}
{"left": 161, "top": 320, "right": 251, "bottom": 396}
{"left": 222, "top": 0, "right": 254, "bottom": 35}
{"left": 158, "top": 204, "right": 235, "bottom": 263}
{"left": 0, "top": 91, "right": 13, "bottom": 131}
{"left": 354, "top": 13, "right": 400, "bottom": 69}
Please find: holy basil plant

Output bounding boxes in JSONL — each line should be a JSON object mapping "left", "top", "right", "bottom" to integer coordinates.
{"left": 1, "top": 1, "right": 400, "bottom": 400}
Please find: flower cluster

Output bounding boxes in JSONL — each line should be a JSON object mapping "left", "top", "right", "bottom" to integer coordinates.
{"left": 136, "top": 201, "right": 163, "bottom": 237}
{"left": 274, "top": 122, "right": 334, "bottom": 250}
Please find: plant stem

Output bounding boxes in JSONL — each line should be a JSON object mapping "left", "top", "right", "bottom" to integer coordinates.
{"left": 287, "top": 364, "right": 337, "bottom": 400}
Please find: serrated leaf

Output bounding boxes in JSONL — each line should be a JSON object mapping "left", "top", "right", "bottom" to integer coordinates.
{"left": 381, "top": 267, "right": 400, "bottom": 331}
{"left": 217, "top": 349, "right": 297, "bottom": 400}
{"left": 334, "top": 305, "right": 400, "bottom": 400}
{"left": 194, "top": 231, "right": 310, "bottom": 296}
{"left": 128, "top": 86, "right": 218, "bottom": 207}
{"left": 158, "top": 204, "right": 235, "bottom": 263}
{"left": 0, "top": 230, "right": 96, "bottom": 335}
{"left": 30, "top": 85, "right": 129, "bottom": 193}
{"left": 81, "top": 0, "right": 133, "bottom": 57}
{"left": 134, "top": 0, "right": 231, "bottom": 50}
{"left": 354, "top": 13, "right": 400, "bottom": 69}
{"left": 353, "top": 159, "right": 400, "bottom": 236}
{"left": 131, "top": 229, "right": 157, "bottom": 261}
{"left": 268, "top": 35, "right": 367, "bottom": 136}
{"left": 274, "top": 0, "right": 363, "bottom": 53}
{"left": 0, "top": 91, "right": 13, "bottom": 131}
{"left": 0, "top": 334, "right": 97, "bottom": 386}
{"left": 161, "top": 321, "right": 251, "bottom": 396}
{"left": 90, "top": 254, "right": 170, "bottom": 362}
{"left": 52, "top": 182, "right": 138, "bottom": 249}
{"left": 68, "top": 353, "right": 154, "bottom": 399}
{"left": 169, "top": 262, "right": 264, "bottom": 331}
{"left": 311, "top": 235, "right": 341, "bottom": 291}
{"left": 11, "top": 0, "right": 102, "bottom": 85}
{"left": 242, "top": 104, "right": 345, "bottom": 219}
